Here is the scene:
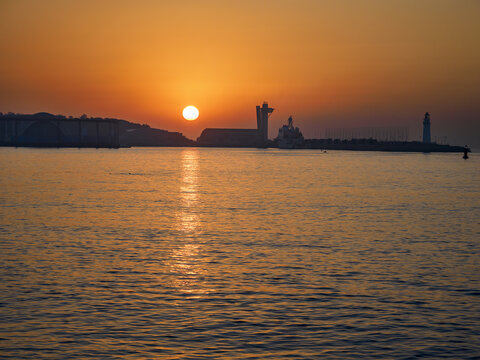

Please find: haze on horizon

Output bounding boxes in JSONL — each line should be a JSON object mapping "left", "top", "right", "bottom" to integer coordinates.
{"left": 1, "top": 0, "right": 479, "bottom": 146}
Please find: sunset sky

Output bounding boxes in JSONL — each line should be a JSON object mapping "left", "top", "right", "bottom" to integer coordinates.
{"left": 1, "top": 0, "right": 479, "bottom": 145}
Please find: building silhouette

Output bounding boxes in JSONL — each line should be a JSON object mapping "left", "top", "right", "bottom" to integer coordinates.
{"left": 197, "top": 103, "right": 274, "bottom": 147}
{"left": 256, "top": 103, "right": 274, "bottom": 144}
{"left": 0, "top": 112, "right": 119, "bottom": 148}
{"left": 0, "top": 112, "right": 195, "bottom": 148}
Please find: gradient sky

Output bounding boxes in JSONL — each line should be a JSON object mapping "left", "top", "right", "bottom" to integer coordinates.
{"left": 1, "top": 0, "right": 479, "bottom": 145}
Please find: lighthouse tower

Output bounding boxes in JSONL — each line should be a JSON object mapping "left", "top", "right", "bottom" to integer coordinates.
{"left": 423, "top": 112, "right": 431, "bottom": 143}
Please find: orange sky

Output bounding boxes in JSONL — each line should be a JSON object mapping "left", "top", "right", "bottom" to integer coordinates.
{"left": 1, "top": 0, "right": 479, "bottom": 145}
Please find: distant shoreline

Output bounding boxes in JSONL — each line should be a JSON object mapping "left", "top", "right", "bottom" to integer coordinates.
{"left": 0, "top": 142, "right": 469, "bottom": 153}
{"left": 0, "top": 112, "right": 470, "bottom": 152}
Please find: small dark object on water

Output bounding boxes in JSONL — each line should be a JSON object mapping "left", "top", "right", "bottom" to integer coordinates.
{"left": 463, "top": 146, "right": 469, "bottom": 159}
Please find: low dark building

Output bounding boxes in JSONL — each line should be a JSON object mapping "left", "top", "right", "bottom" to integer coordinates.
{"left": 197, "top": 103, "right": 273, "bottom": 148}
{"left": 196, "top": 128, "right": 260, "bottom": 147}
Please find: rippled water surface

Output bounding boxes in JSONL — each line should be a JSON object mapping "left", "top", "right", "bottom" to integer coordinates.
{"left": 1, "top": 147, "right": 479, "bottom": 359}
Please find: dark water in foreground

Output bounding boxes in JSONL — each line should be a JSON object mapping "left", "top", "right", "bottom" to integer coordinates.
{"left": 0, "top": 147, "right": 479, "bottom": 359}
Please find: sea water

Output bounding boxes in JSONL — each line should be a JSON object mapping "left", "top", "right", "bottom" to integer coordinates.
{"left": 0, "top": 147, "right": 479, "bottom": 359}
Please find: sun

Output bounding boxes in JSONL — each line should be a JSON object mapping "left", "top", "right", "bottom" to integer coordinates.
{"left": 183, "top": 106, "right": 199, "bottom": 121}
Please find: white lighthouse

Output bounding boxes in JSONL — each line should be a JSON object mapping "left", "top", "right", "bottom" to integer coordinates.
{"left": 423, "top": 112, "right": 431, "bottom": 143}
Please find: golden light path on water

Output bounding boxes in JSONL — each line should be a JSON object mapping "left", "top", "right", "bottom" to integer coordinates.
{"left": 170, "top": 149, "right": 203, "bottom": 296}
{"left": 178, "top": 149, "right": 200, "bottom": 234}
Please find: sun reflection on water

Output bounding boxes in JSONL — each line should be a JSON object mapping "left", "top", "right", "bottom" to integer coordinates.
{"left": 178, "top": 149, "right": 200, "bottom": 234}
{"left": 170, "top": 149, "right": 206, "bottom": 296}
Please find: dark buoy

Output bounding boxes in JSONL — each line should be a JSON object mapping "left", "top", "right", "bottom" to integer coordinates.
{"left": 463, "top": 145, "right": 470, "bottom": 159}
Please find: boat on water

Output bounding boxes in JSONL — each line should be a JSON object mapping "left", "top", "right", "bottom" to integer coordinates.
{"left": 275, "top": 116, "right": 304, "bottom": 149}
